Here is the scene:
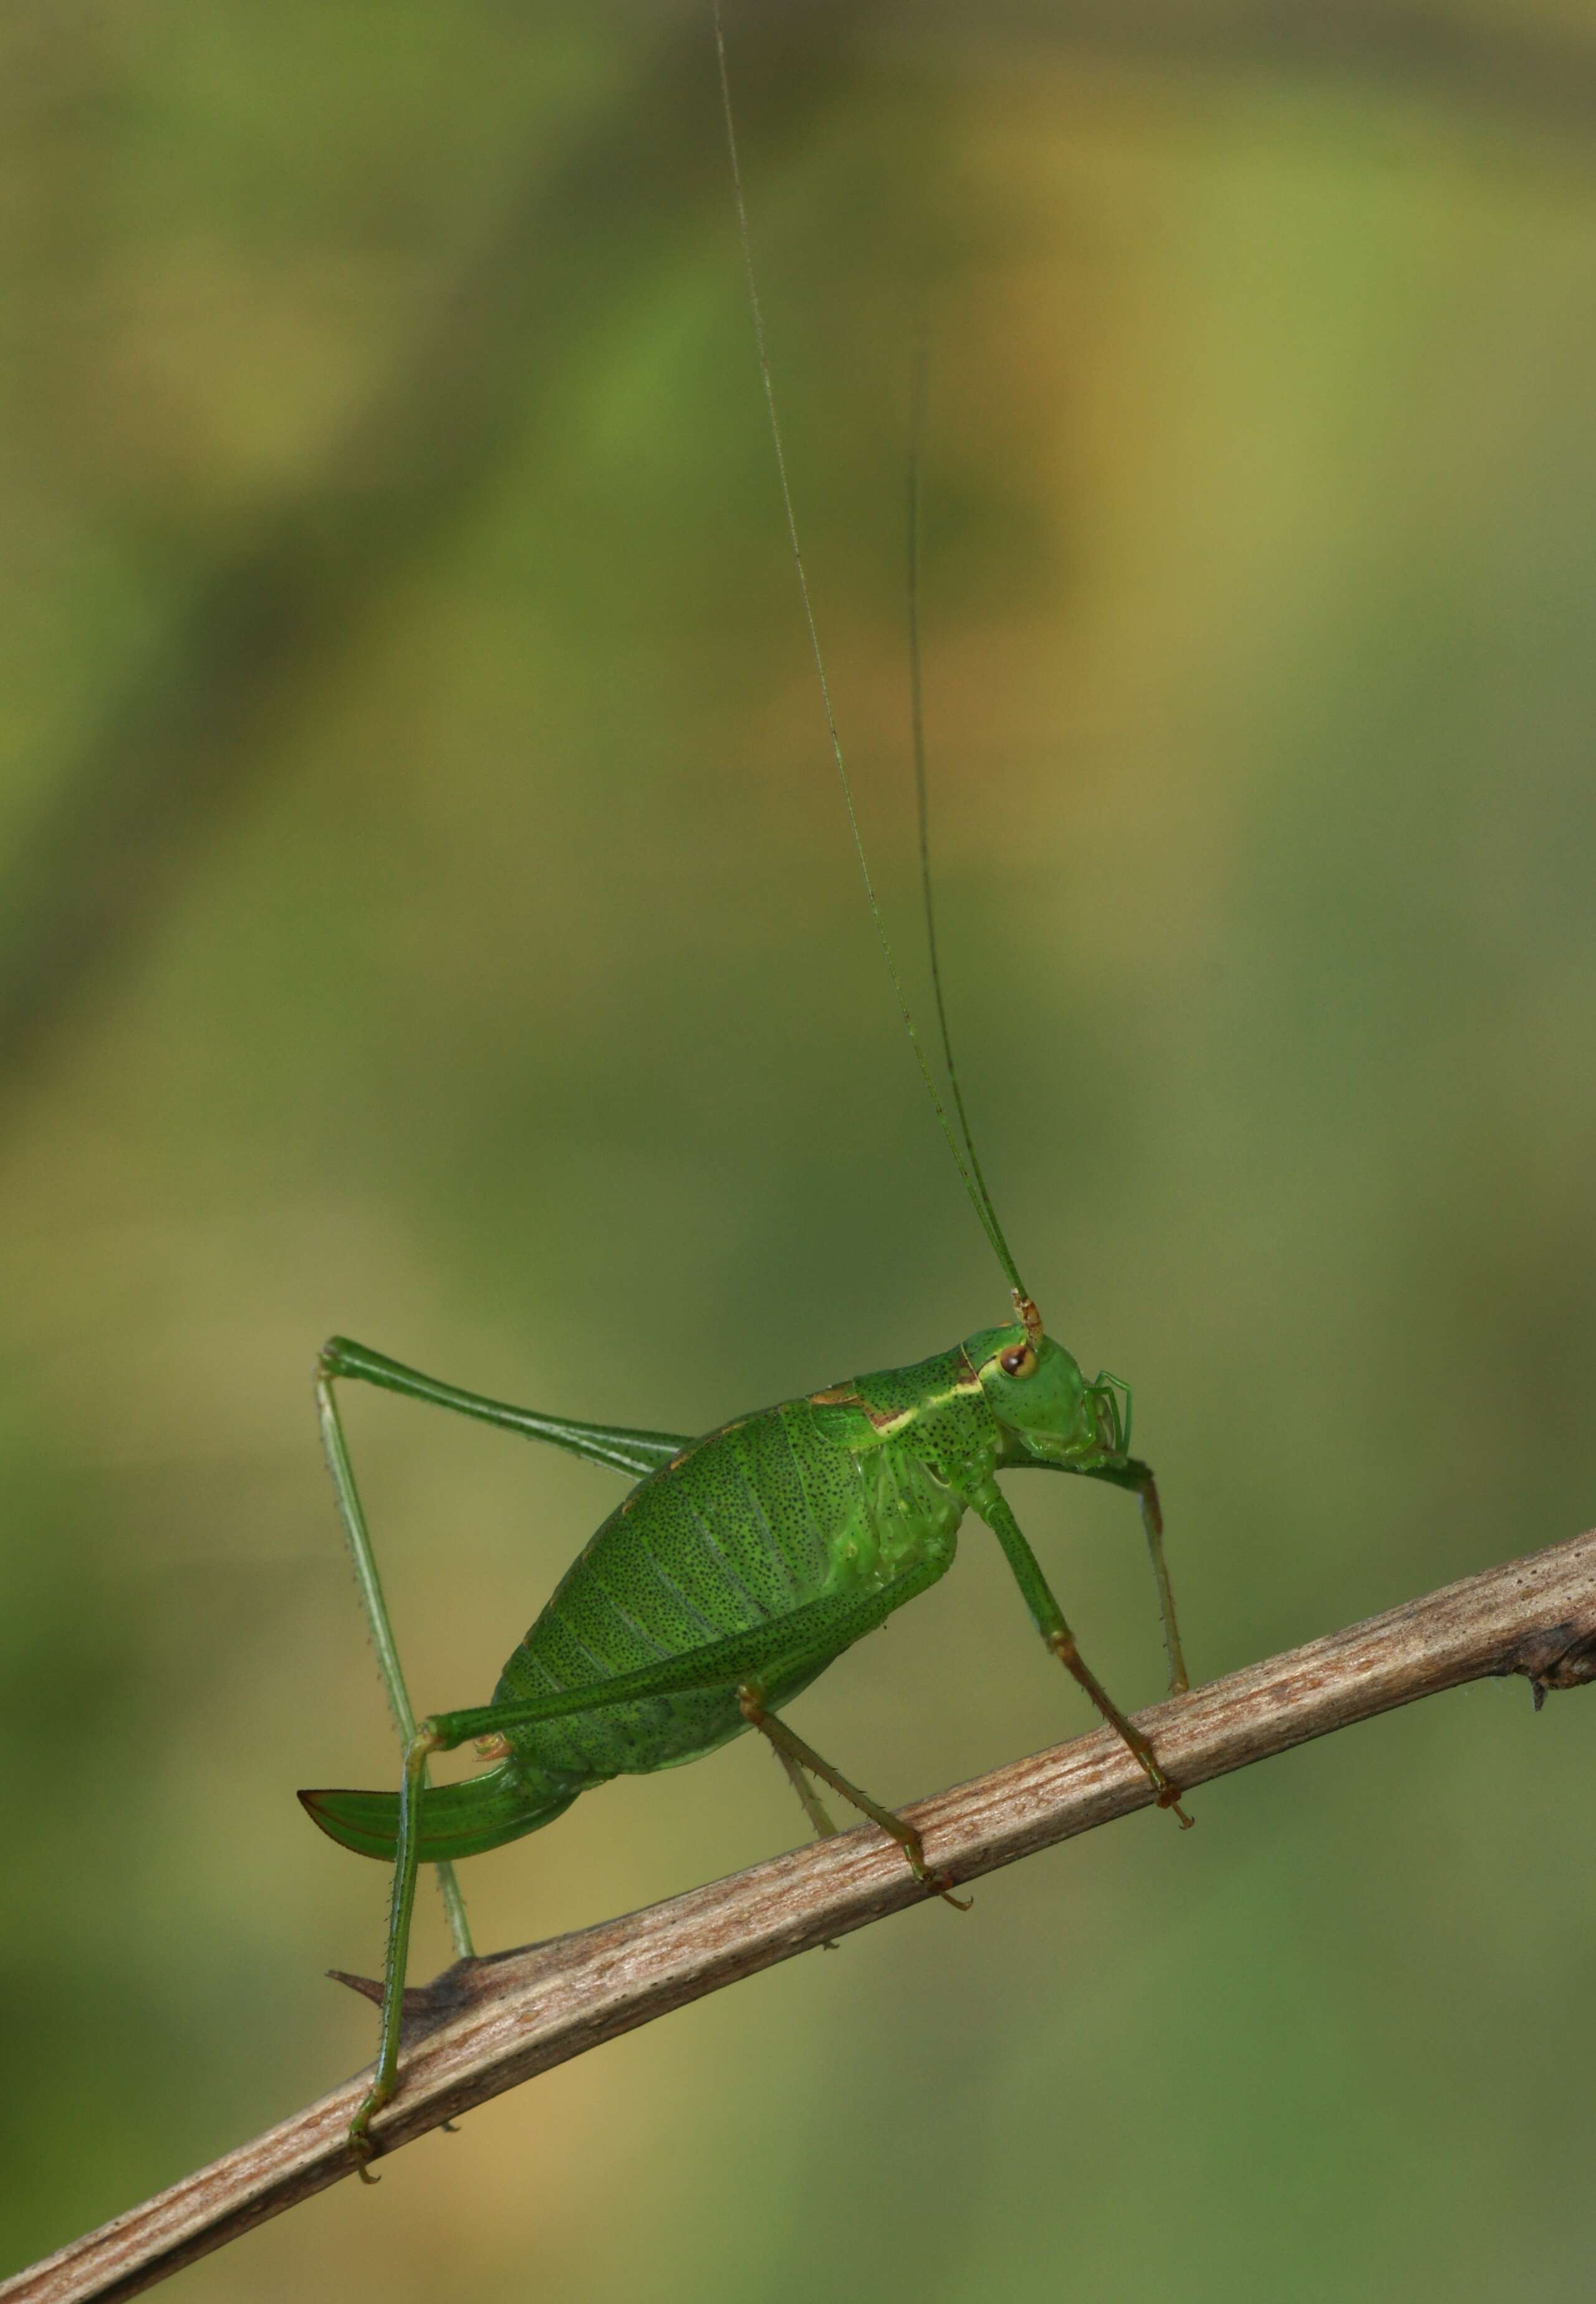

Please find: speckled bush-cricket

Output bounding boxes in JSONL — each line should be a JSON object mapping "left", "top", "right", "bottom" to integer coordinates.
{"left": 300, "top": 6, "right": 1193, "bottom": 2174}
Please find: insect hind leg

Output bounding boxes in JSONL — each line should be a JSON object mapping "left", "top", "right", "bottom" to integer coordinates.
{"left": 315, "top": 1355, "right": 474, "bottom": 1961}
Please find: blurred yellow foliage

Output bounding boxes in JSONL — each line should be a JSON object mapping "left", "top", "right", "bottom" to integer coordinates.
{"left": 3, "top": 6, "right": 1595, "bottom": 2299}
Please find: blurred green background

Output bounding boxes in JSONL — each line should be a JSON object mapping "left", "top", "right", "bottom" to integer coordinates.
{"left": 4, "top": 2, "right": 1595, "bottom": 2297}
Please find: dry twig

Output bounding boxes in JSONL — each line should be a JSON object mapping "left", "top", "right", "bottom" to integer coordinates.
{"left": 6, "top": 1527, "right": 1594, "bottom": 2304}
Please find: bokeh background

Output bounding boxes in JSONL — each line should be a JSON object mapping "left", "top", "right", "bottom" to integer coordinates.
{"left": 4, "top": 2, "right": 1595, "bottom": 2296}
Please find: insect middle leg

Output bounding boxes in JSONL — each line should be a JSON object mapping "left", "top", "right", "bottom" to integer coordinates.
{"left": 738, "top": 1684, "right": 971, "bottom": 1909}
{"left": 348, "top": 1567, "right": 955, "bottom": 2167}
{"left": 768, "top": 1740, "right": 840, "bottom": 1838}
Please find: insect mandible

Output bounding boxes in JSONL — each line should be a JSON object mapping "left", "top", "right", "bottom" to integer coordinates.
{"left": 300, "top": 6, "right": 1193, "bottom": 2176}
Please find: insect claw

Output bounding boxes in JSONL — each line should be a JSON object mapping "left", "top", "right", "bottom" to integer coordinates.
{"left": 900, "top": 1830, "right": 972, "bottom": 1911}
{"left": 349, "top": 2079, "right": 393, "bottom": 2181}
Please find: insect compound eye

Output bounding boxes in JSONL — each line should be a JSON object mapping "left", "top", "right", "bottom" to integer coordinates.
{"left": 999, "top": 1344, "right": 1038, "bottom": 1380}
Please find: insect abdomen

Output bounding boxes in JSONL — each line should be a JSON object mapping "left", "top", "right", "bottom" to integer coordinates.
{"left": 494, "top": 1398, "right": 893, "bottom": 1783}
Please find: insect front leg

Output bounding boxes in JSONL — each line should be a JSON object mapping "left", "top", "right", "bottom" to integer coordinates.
{"left": 971, "top": 1480, "right": 1193, "bottom": 1829}
{"left": 1133, "top": 1470, "right": 1189, "bottom": 1696}
{"left": 1079, "top": 1385, "right": 1191, "bottom": 1699}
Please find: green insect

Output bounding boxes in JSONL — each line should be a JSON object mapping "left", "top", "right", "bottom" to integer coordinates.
{"left": 300, "top": 9, "right": 1192, "bottom": 2176}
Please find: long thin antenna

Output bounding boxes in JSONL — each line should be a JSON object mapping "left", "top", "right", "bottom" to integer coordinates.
{"left": 907, "top": 339, "right": 1011, "bottom": 1254}
{"left": 711, "top": 2, "right": 1031, "bottom": 1311}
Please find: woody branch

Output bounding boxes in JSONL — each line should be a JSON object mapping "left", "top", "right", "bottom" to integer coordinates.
{"left": 6, "top": 1526, "right": 1594, "bottom": 2304}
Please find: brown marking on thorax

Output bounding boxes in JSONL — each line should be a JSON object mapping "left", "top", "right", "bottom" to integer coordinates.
{"left": 809, "top": 1381, "right": 858, "bottom": 1408}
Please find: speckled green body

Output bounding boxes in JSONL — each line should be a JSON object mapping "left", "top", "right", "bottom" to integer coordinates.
{"left": 305, "top": 1315, "right": 1180, "bottom": 2165}
{"left": 304, "top": 1320, "right": 1155, "bottom": 1873}
{"left": 496, "top": 1343, "right": 995, "bottom": 1801}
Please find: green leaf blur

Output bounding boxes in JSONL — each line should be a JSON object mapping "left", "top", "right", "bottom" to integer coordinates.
{"left": 3, "top": 5, "right": 1594, "bottom": 2298}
